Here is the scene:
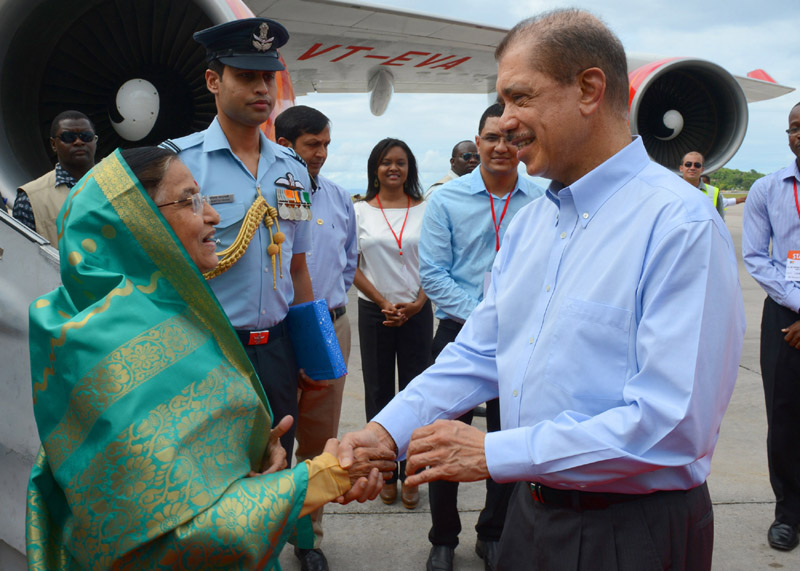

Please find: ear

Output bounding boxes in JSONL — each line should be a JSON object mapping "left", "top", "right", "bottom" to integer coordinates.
{"left": 49, "top": 138, "right": 57, "bottom": 154}
{"left": 450, "top": 156, "right": 456, "bottom": 167}
{"left": 474, "top": 134, "right": 481, "bottom": 152}
{"left": 577, "top": 67, "right": 605, "bottom": 117}
{"left": 206, "top": 69, "right": 220, "bottom": 95}
{"left": 276, "top": 137, "right": 292, "bottom": 148}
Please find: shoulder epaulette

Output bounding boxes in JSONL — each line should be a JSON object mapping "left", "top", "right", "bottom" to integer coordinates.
{"left": 276, "top": 144, "right": 307, "bottom": 167}
{"left": 159, "top": 139, "right": 182, "bottom": 153}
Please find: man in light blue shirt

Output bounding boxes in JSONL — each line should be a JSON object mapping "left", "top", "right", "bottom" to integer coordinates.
{"left": 275, "top": 105, "right": 357, "bottom": 571}
{"left": 742, "top": 101, "right": 800, "bottom": 551}
{"left": 420, "top": 103, "right": 542, "bottom": 571}
{"left": 163, "top": 18, "right": 314, "bottom": 461}
{"left": 341, "top": 10, "right": 744, "bottom": 569}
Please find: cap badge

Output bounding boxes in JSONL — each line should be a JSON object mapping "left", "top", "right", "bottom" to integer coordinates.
{"left": 252, "top": 22, "right": 274, "bottom": 52}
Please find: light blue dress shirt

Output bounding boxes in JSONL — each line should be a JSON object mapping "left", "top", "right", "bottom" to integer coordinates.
{"left": 742, "top": 160, "right": 800, "bottom": 311}
{"left": 307, "top": 174, "right": 357, "bottom": 310}
{"left": 420, "top": 167, "right": 543, "bottom": 321}
{"left": 375, "top": 137, "right": 745, "bottom": 493}
{"left": 172, "top": 118, "right": 312, "bottom": 330}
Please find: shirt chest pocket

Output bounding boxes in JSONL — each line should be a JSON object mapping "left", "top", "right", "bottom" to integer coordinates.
{"left": 213, "top": 203, "right": 246, "bottom": 245}
{"left": 543, "top": 297, "right": 632, "bottom": 402}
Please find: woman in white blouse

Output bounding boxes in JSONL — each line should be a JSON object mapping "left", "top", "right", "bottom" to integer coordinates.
{"left": 354, "top": 138, "right": 432, "bottom": 510}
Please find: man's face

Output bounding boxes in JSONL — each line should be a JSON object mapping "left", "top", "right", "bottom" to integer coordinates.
{"left": 450, "top": 142, "right": 479, "bottom": 176}
{"left": 496, "top": 40, "right": 583, "bottom": 183}
{"left": 50, "top": 118, "right": 96, "bottom": 173}
{"left": 208, "top": 65, "right": 276, "bottom": 128}
{"left": 679, "top": 152, "right": 704, "bottom": 185}
{"left": 476, "top": 116, "right": 518, "bottom": 176}
{"left": 290, "top": 126, "right": 331, "bottom": 178}
{"left": 788, "top": 106, "right": 800, "bottom": 161}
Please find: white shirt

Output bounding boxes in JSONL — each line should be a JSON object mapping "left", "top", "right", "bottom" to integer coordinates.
{"left": 354, "top": 200, "right": 427, "bottom": 304}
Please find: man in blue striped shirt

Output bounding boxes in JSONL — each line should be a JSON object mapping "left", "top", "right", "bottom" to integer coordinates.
{"left": 742, "top": 101, "right": 800, "bottom": 552}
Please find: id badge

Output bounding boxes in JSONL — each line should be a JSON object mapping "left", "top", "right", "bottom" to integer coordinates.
{"left": 786, "top": 250, "right": 800, "bottom": 281}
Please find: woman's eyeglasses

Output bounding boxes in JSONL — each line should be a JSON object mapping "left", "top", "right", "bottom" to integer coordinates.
{"left": 156, "top": 193, "right": 210, "bottom": 216}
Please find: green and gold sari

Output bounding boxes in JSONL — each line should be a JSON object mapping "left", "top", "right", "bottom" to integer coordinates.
{"left": 26, "top": 150, "right": 317, "bottom": 570}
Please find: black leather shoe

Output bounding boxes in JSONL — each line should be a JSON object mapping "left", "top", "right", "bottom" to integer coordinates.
{"left": 426, "top": 545, "right": 454, "bottom": 571}
{"left": 768, "top": 520, "right": 799, "bottom": 551}
{"left": 294, "top": 547, "right": 329, "bottom": 571}
{"left": 475, "top": 539, "right": 499, "bottom": 571}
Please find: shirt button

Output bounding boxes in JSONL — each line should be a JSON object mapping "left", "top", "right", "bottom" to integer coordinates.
{"left": 560, "top": 232, "right": 566, "bottom": 239}
{"left": 512, "top": 390, "right": 518, "bottom": 397}
{"left": 546, "top": 285, "right": 551, "bottom": 292}
{"left": 583, "top": 212, "right": 589, "bottom": 219}
{"left": 529, "top": 337, "right": 534, "bottom": 344}
{"left": 264, "top": 267, "right": 269, "bottom": 272}
{"left": 261, "top": 310, "right": 266, "bottom": 315}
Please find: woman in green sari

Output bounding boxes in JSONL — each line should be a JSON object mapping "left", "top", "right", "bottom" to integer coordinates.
{"left": 26, "top": 147, "right": 387, "bottom": 570}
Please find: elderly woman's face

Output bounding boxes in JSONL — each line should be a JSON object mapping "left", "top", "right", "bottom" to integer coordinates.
{"left": 158, "top": 160, "right": 220, "bottom": 273}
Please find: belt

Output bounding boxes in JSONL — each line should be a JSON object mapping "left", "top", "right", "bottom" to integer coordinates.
{"left": 329, "top": 306, "right": 346, "bottom": 322}
{"left": 529, "top": 482, "right": 658, "bottom": 511}
{"left": 235, "top": 320, "right": 287, "bottom": 346}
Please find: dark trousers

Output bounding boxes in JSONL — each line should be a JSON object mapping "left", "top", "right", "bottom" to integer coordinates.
{"left": 358, "top": 297, "right": 433, "bottom": 483}
{"left": 428, "top": 319, "right": 514, "bottom": 546}
{"left": 240, "top": 321, "right": 298, "bottom": 459}
{"left": 760, "top": 296, "right": 800, "bottom": 525}
{"left": 496, "top": 481, "right": 714, "bottom": 570}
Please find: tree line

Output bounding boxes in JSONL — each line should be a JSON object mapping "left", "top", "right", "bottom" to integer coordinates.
{"left": 707, "top": 168, "right": 766, "bottom": 191}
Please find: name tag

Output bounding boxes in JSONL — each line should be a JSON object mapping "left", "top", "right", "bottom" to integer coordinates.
{"left": 209, "top": 194, "right": 235, "bottom": 205}
{"left": 786, "top": 250, "right": 800, "bottom": 281}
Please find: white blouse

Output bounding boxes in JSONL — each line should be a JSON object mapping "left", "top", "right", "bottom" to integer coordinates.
{"left": 354, "top": 200, "right": 427, "bottom": 304}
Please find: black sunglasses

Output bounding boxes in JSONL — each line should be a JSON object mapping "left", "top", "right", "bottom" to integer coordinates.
{"left": 55, "top": 131, "right": 96, "bottom": 144}
{"left": 458, "top": 152, "right": 480, "bottom": 161}
{"left": 683, "top": 161, "right": 703, "bottom": 169}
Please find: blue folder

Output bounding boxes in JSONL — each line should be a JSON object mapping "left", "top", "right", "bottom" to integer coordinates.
{"left": 287, "top": 299, "right": 347, "bottom": 381}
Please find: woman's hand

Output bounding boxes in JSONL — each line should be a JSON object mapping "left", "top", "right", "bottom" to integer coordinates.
{"left": 394, "top": 299, "right": 424, "bottom": 325}
{"left": 248, "top": 415, "right": 293, "bottom": 477}
{"left": 322, "top": 437, "right": 394, "bottom": 504}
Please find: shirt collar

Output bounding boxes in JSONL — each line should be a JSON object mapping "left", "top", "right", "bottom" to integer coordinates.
{"left": 201, "top": 117, "right": 275, "bottom": 162}
{"left": 54, "top": 163, "right": 78, "bottom": 189}
{"left": 467, "top": 166, "right": 534, "bottom": 198}
{"left": 546, "top": 136, "right": 649, "bottom": 228}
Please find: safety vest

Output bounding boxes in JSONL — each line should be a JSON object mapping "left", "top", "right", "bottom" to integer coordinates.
{"left": 699, "top": 182, "right": 720, "bottom": 206}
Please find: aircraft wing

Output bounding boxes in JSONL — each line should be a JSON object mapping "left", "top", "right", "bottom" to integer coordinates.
{"left": 255, "top": 0, "right": 793, "bottom": 105}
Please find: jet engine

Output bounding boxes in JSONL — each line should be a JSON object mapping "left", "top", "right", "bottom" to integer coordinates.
{"left": 0, "top": 0, "right": 297, "bottom": 204}
{"left": 628, "top": 58, "right": 749, "bottom": 173}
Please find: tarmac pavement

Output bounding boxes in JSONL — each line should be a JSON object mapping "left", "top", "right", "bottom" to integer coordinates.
{"left": 278, "top": 206, "right": 800, "bottom": 570}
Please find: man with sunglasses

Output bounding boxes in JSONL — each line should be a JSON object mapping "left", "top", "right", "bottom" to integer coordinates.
{"left": 679, "top": 151, "right": 727, "bottom": 220}
{"left": 743, "top": 101, "right": 800, "bottom": 552}
{"left": 419, "top": 103, "right": 543, "bottom": 571}
{"left": 425, "top": 140, "right": 480, "bottom": 199}
{"left": 13, "top": 110, "right": 97, "bottom": 245}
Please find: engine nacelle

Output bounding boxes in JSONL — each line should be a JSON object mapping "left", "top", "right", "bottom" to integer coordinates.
{"left": 0, "top": 0, "right": 294, "bottom": 205}
{"left": 628, "top": 58, "right": 749, "bottom": 173}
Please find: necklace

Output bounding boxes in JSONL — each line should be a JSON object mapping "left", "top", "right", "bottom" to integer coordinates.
{"left": 375, "top": 194, "right": 411, "bottom": 256}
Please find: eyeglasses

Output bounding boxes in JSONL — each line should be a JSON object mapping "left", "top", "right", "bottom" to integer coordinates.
{"left": 787, "top": 127, "right": 800, "bottom": 136}
{"left": 683, "top": 161, "right": 703, "bottom": 169}
{"left": 55, "top": 131, "right": 97, "bottom": 144}
{"left": 156, "top": 193, "right": 210, "bottom": 216}
{"left": 457, "top": 152, "right": 480, "bottom": 161}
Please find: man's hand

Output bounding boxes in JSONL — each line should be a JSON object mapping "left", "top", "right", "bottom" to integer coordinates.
{"left": 334, "top": 423, "right": 398, "bottom": 504}
{"left": 298, "top": 368, "right": 329, "bottom": 391}
{"left": 248, "top": 415, "right": 293, "bottom": 477}
{"left": 782, "top": 319, "right": 800, "bottom": 349}
{"left": 321, "top": 438, "right": 386, "bottom": 504}
{"left": 404, "top": 420, "right": 490, "bottom": 486}
{"left": 380, "top": 302, "right": 404, "bottom": 327}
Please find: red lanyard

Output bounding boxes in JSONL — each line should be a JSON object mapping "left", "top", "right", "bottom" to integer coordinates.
{"left": 794, "top": 180, "right": 800, "bottom": 222}
{"left": 376, "top": 194, "right": 410, "bottom": 256}
{"left": 489, "top": 192, "right": 512, "bottom": 251}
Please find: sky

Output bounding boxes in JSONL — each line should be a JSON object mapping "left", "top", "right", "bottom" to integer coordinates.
{"left": 291, "top": 0, "right": 800, "bottom": 192}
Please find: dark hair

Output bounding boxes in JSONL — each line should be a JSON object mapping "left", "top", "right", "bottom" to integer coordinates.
{"left": 478, "top": 103, "right": 504, "bottom": 134}
{"left": 275, "top": 105, "right": 330, "bottom": 144}
{"left": 120, "top": 146, "right": 178, "bottom": 201}
{"left": 495, "top": 9, "right": 629, "bottom": 118}
{"left": 681, "top": 151, "right": 705, "bottom": 165}
{"left": 451, "top": 140, "right": 474, "bottom": 157}
{"left": 50, "top": 110, "right": 94, "bottom": 137}
{"left": 365, "top": 138, "right": 422, "bottom": 201}
{"left": 207, "top": 58, "right": 225, "bottom": 78}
